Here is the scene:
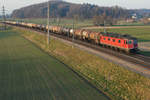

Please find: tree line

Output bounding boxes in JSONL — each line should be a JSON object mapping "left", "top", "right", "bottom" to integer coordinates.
{"left": 12, "top": 2, "right": 128, "bottom": 18}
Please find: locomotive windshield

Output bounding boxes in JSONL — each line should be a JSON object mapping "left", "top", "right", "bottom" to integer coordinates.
{"left": 128, "top": 40, "right": 132, "bottom": 44}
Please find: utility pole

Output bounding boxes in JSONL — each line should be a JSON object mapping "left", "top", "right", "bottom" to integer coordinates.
{"left": 72, "top": 18, "right": 75, "bottom": 40}
{"left": 2, "top": 5, "right": 6, "bottom": 30}
{"left": 57, "top": 17, "right": 60, "bottom": 26}
{"left": 104, "top": 20, "right": 106, "bottom": 33}
{"left": 47, "top": 0, "right": 50, "bottom": 45}
{"left": 72, "top": 18, "right": 75, "bottom": 48}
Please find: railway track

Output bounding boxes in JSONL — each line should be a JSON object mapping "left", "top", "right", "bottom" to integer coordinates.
{"left": 8, "top": 24, "right": 150, "bottom": 70}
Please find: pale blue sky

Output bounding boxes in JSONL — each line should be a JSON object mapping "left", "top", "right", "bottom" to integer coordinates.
{"left": 0, "top": 0, "right": 150, "bottom": 14}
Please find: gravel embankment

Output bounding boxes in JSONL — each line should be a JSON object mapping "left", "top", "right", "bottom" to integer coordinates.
{"left": 51, "top": 35, "right": 150, "bottom": 79}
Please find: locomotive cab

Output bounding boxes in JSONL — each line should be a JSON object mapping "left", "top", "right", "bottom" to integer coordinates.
{"left": 127, "top": 39, "right": 139, "bottom": 53}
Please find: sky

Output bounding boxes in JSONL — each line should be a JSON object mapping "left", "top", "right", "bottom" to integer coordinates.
{"left": 0, "top": 0, "right": 150, "bottom": 14}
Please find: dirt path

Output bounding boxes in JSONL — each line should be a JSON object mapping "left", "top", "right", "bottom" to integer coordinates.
{"left": 139, "top": 42, "right": 150, "bottom": 51}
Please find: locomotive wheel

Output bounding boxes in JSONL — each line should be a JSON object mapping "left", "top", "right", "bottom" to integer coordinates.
{"left": 116, "top": 48, "right": 120, "bottom": 52}
{"left": 112, "top": 46, "right": 115, "bottom": 50}
{"left": 104, "top": 45, "right": 107, "bottom": 48}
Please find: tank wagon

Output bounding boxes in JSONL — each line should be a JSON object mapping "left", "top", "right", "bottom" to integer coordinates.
{"left": 62, "top": 27, "right": 70, "bottom": 36}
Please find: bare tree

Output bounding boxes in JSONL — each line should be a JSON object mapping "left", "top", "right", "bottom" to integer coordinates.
{"left": 93, "top": 13, "right": 117, "bottom": 26}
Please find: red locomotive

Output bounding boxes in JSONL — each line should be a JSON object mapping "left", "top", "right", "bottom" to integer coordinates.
{"left": 100, "top": 32, "right": 138, "bottom": 53}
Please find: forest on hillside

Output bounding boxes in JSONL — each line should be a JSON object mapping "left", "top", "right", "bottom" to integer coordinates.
{"left": 11, "top": 1, "right": 129, "bottom": 19}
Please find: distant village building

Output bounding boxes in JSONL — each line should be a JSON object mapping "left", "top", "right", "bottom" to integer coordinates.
{"left": 132, "top": 13, "right": 137, "bottom": 19}
{"left": 131, "top": 13, "right": 138, "bottom": 22}
{"left": 125, "top": 13, "right": 138, "bottom": 23}
{"left": 148, "top": 18, "right": 150, "bottom": 21}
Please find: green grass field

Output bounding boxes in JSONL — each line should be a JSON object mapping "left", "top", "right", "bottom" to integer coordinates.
{"left": 10, "top": 18, "right": 149, "bottom": 28}
{"left": 13, "top": 26, "right": 150, "bottom": 100}
{"left": 11, "top": 18, "right": 93, "bottom": 28}
{"left": 117, "top": 20, "right": 146, "bottom": 26}
{"left": 0, "top": 28, "right": 109, "bottom": 100}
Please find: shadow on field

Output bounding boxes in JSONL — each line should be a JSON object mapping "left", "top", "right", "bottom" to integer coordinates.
{"left": 0, "top": 29, "right": 17, "bottom": 40}
{"left": 140, "top": 51, "right": 150, "bottom": 57}
{"left": 0, "top": 32, "right": 15, "bottom": 40}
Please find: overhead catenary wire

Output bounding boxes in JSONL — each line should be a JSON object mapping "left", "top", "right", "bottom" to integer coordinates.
{"left": 72, "top": 16, "right": 75, "bottom": 48}
{"left": 2, "top": 5, "right": 7, "bottom": 30}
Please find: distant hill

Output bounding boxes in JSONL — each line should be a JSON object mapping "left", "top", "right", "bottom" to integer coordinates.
{"left": 11, "top": 1, "right": 150, "bottom": 19}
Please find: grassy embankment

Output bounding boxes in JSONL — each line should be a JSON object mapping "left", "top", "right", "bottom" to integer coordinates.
{"left": 0, "top": 27, "right": 109, "bottom": 100}
{"left": 13, "top": 26, "right": 150, "bottom": 100}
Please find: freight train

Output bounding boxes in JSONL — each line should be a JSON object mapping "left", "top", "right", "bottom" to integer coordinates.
{"left": 4, "top": 21, "right": 139, "bottom": 53}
